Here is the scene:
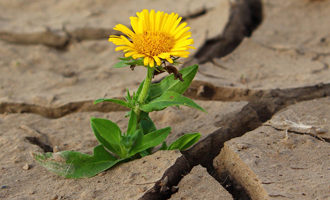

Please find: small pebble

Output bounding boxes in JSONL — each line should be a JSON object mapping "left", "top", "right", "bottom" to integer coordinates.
{"left": 315, "top": 127, "right": 328, "bottom": 134}
{"left": 236, "top": 143, "right": 250, "bottom": 150}
{"left": 53, "top": 146, "right": 60, "bottom": 153}
{"left": 29, "top": 190, "right": 36, "bottom": 195}
{"left": 22, "top": 163, "right": 30, "bottom": 170}
{"left": 1, "top": 185, "right": 8, "bottom": 189}
{"left": 97, "top": 171, "right": 106, "bottom": 176}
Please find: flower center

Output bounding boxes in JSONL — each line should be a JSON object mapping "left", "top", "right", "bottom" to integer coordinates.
{"left": 133, "top": 31, "right": 175, "bottom": 56}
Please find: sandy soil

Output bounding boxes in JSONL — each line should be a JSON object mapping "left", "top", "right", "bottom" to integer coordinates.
{"left": 0, "top": 0, "right": 330, "bottom": 199}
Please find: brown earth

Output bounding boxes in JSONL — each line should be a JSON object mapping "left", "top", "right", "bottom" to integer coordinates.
{"left": 214, "top": 98, "right": 330, "bottom": 200}
{"left": 0, "top": 0, "right": 330, "bottom": 199}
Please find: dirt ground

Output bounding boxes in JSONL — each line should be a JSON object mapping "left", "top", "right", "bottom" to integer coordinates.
{"left": 0, "top": 0, "right": 330, "bottom": 199}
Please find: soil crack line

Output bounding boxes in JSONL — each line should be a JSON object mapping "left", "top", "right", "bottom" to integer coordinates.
{"left": 188, "top": 83, "right": 330, "bottom": 159}
{"left": 151, "top": 79, "right": 330, "bottom": 199}
{"left": 264, "top": 122, "right": 329, "bottom": 143}
{"left": 1, "top": 82, "right": 330, "bottom": 119}
{"left": 0, "top": 6, "right": 210, "bottom": 50}
{"left": 194, "top": 0, "right": 263, "bottom": 63}
{"left": 0, "top": 27, "right": 121, "bottom": 49}
{"left": 182, "top": 8, "right": 207, "bottom": 20}
{"left": 179, "top": 82, "right": 330, "bottom": 199}
{"left": 0, "top": 100, "right": 128, "bottom": 118}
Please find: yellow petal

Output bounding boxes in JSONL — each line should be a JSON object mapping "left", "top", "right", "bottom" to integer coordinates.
{"left": 111, "top": 35, "right": 134, "bottom": 47}
{"left": 173, "top": 39, "right": 194, "bottom": 48}
{"left": 170, "top": 51, "right": 190, "bottom": 57}
{"left": 174, "top": 27, "right": 191, "bottom": 40}
{"left": 153, "top": 56, "right": 162, "bottom": 66}
{"left": 158, "top": 52, "right": 171, "bottom": 59}
{"left": 171, "top": 47, "right": 189, "bottom": 51}
{"left": 155, "top": 11, "right": 163, "bottom": 31}
{"left": 115, "top": 46, "right": 133, "bottom": 51}
{"left": 109, "top": 9, "right": 194, "bottom": 62}
{"left": 175, "top": 32, "right": 192, "bottom": 42}
{"left": 125, "top": 51, "right": 137, "bottom": 57}
{"left": 163, "top": 13, "right": 176, "bottom": 32}
{"left": 173, "top": 22, "right": 188, "bottom": 35}
{"left": 166, "top": 57, "right": 174, "bottom": 63}
{"left": 130, "top": 17, "right": 141, "bottom": 34}
{"left": 149, "top": 58, "right": 155, "bottom": 67}
{"left": 142, "top": 9, "right": 150, "bottom": 31}
{"left": 160, "top": 13, "right": 169, "bottom": 31}
{"left": 144, "top": 56, "right": 149, "bottom": 66}
{"left": 170, "top": 16, "right": 182, "bottom": 34}
{"left": 132, "top": 54, "right": 145, "bottom": 59}
{"left": 113, "top": 24, "right": 135, "bottom": 38}
{"left": 109, "top": 36, "right": 129, "bottom": 46}
{"left": 150, "top": 9, "right": 156, "bottom": 32}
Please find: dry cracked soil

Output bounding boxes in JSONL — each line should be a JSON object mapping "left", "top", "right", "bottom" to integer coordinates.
{"left": 0, "top": 0, "right": 330, "bottom": 200}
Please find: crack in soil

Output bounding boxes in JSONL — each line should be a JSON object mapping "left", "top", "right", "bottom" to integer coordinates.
{"left": 0, "top": 80, "right": 263, "bottom": 118}
{"left": 1, "top": 83, "right": 329, "bottom": 200}
{"left": 139, "top": 156, "right": 191, "bottom": 200}
{"left": 182, "top": 8, "right": 207, "bottom": 20}
{"left": 178, "top": 83, "right": 330, "bottom": 200}
{"left": 0, "top": 4, "right": 210, "bottom": 50}
{"left": 138, "top": 82, "right": 330, "bottom": 200}
{"left": 195, "top": 0, "right": 263, "bottom": 63}
{"left": 2, "top": 82, "right": 329, "bottom": 119}
{"left": 185, "top": 80, "right": 264, "bottom": 101}
{"left": 0, "top": 0, "right": 262, "bottom": 59}
{"left": 213, "top": 172, "right": 250, "bottom": 200}
{"left": 0, "top": 28, "right": 121, "bottom": 50}
{"left": 0, "top": 100, "right": 128, "bottom": 118}
{"left": 183, "top": 83, "right": 330, "bottom": 168}
{"left": 1, "top": 1, "right": 328, "bottom": 199}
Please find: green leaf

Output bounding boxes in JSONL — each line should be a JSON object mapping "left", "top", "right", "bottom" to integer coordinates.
{"left": 113, "top": 60, "right": 131, "bottom": 68}
{"left": 137, "top": 112, "right": 156, "bottom": 157}
{"left": 129, "top": 130, "right": 144, "bottom": 153}
{"left": 94, "top": 98, "right": 130, "bottom": 108}
{"left": 119, "top": 57, "right": 133, "bottom": 61}
{"left": 140, "top": 91, "right": 206, "bottom": 113}
{"left": 126, "top": 58, "right": 144, "bottom": 66}
{"left": 129, "top": 127, "right": 171, "bottom": 155}
{"left": 159, "top": 141, "right": 168, "bottom": 150}
{"left": 93, "top": 144, "right": 117, "bottom": 160}
{"left": 148, "top": 64, "right": 198, "bottom": 101}
{"left": 90, "top": 118, "right": 123, "bottom": 156}
{"left": 33, "top": 145, "right": 123, "bottom": 178}
{"left": 113, "top": 57, "right": 144, "bottom": 68}
{"left": 168, "top": 133, "right": 201, "bottom": 150}
{"left": 136, "top": 80, "right": 145, "bottom": 98}
{"left": 126, "top": 89, "right": 132, "bottom": 102}
{"left": 138, "top": 150, "right": 151, "bottom": 157}
{"left": 139, "top": 112, "right": 156, "bottom": 134}
{"left": 127, "top": 110, "right": 137, "bottom": 135}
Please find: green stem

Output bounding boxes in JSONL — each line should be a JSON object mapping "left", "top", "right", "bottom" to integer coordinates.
{"left": 134, "top": 67, "right": 154, "bottom": 119}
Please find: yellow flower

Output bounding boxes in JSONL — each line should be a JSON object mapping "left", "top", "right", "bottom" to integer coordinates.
{"left": 109, "top": 9, "right": 194, "bottom": 67}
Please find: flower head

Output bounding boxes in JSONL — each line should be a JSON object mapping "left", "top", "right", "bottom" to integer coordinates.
{"left": 109, "top": 9, "right": 194, "bottom": 67}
